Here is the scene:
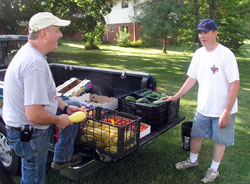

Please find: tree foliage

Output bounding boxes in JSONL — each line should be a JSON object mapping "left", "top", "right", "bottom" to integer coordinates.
{"left": 0, "top": 0, "right": 113, "bottom": 49}
{"left": 136, "top": 0, "right": 181, "bottom": 53}
{"left": 179, "top": 0, "right": 250, "bottom": 54}
{"left": 137, "top": 0, "right": 249, "bottom": 54}
{"left": 1, "top": 0, "right": 249, "bottom": 53}
{"left": 0, "top": 0, "right": 20, "bottom": 34}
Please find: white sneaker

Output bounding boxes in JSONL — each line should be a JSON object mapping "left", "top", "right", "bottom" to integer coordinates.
{"left": 201, "top": 168, "right": 219, "bottom": 183}
{"left": 175, "top": 159, "right": 198, "bottom": 170}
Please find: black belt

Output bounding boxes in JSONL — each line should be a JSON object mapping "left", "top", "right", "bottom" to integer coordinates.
{"left": 7, "top": 125, "right": 33, "bottom": 142}
{"left": 7, "top": 125, "right": 32, "bottom": 131}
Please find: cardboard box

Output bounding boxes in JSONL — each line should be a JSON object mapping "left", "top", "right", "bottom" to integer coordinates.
{"left": 70, "top": 93, "right": 118, "bottom": 110}
{"left": 140, "top": 123, "right": 151, "bottom": 139}
{"left": 56, "top": 78, "right": 92, "bottom": 97}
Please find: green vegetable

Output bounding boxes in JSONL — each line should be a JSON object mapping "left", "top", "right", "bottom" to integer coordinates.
{"left": 140, "top": 90, "right": 153, "bottom": 96}
{"left": 125, "top": 95, "right": 136, "bottom": 102}
{"left": 136, "top": 97, "right": 151, "bottom": 104}
{"left": 145, "top": 92, "right": 162, "bottom": 99}
{"left": 151, "top": 92, "right": 162, "bottom": 98}
{"left": 152, "top": 99, "right": 166, "bottom": 105}
{"left": 161, "top": 93, "right": 167, "bottom": 97}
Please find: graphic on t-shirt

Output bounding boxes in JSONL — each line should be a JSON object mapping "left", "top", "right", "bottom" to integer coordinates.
{"left": 211, "top": 65, "right": 219, "bottom": 74}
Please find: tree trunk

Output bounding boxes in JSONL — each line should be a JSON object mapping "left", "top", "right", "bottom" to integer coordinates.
{"left": 162, "top": 41, "right": 167, "bottom": 53}
{"left": 162, "top": 34, "right": 167, "bottom": 53}
{"left": 208, "top": 0, "right": 216, "bottom": 19}
{"left": 194, "top": 0, "right": 202, "bottom": 48}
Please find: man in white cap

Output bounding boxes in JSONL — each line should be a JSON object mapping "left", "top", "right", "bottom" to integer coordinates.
{"left": 3, "top": 12, "right": 83, "bottom": 184}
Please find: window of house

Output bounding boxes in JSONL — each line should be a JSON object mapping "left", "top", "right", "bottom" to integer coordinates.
{"left": 110, "top": 25, "right": 114, "bottom": 32}
{"left": 121, "top": 0, "right": 129, "bottom": 8}
{"left": 121, "top": 25, "right": 128, "bottom": 33}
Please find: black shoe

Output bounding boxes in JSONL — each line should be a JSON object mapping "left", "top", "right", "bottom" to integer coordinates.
{"left": 51, "top": 154, "right": 82, "bottom": 170}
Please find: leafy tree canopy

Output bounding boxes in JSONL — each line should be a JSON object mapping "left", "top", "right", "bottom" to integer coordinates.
{"left": 179, "top": 0, "right": 250, "bottom": 54}
{"left": 136, "top": 0, "right": 182, "bottom": 53}
{"left": 0, "top": 0, "right": 114, "bottom": 49}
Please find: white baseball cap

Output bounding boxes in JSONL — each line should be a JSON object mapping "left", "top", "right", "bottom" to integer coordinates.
{"left": 29, "top": 12, "right": 70, "bottom": 33}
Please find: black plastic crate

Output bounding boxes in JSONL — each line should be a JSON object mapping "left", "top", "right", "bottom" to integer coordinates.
{"left": 78, "top": 107, "right": 141, "bottom": 160}
{"left": 135, "top": 98, "right": 170, "bottom": 126}
{"left": 167, "top": 98, "right": 180, "bottom": 123}
{"left": 119, "top": 89, "right": 180, "bottom": 127}
{"left": 135, "top": 89, "right": 180, "bottom": 122}
{"left": 118, "top": 93, "right": 141, "bottom": 115}
{"left": 118, "top": 92, "right": 170, "bottom": 127}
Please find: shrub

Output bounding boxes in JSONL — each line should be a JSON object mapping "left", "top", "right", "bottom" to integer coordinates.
{"left": 126, "top": 40, "right": 144, "bottom": 48}
{"left": 116, "top": 27, "right": 130, "bottom": 47}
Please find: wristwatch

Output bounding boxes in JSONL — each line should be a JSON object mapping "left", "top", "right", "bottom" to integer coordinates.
{"left": 63, "top": 105, "right": 68, "bottom": 114}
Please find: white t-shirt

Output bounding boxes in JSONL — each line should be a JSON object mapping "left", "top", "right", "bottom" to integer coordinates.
{"left": 187, "top": 44, "right": 239, "bottom": 117}
{"left": 3, "top": 43, "right": 58, "bottom": 129}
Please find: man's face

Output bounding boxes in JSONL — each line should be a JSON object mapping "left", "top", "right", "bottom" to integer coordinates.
{"left": 45, "top": 26, "right": 63, "bottom": 52}
{"left": 198, "top": 30, "right": 218, "bottom": 49}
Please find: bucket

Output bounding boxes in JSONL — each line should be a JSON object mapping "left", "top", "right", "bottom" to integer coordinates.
{"left": 181, "top": 121, "right": 193, "bottom": 151}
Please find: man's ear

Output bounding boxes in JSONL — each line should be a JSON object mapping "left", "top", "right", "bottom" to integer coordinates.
{"left": 39, "top": 29, "right": 48, "bottom": 39}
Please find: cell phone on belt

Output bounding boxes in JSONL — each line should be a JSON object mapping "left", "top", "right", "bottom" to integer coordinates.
{"left": 20, "top": 125, "right": 33, "bottom": 142}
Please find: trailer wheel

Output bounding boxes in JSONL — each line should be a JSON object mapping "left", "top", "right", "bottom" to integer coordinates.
{"left": 0, "top": 122, "right": 20, "bottom": 175}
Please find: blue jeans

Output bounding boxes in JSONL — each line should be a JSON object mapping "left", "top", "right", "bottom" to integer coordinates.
{"left": 6, "top": 127, "right": 52, "bottom": 184}
{"left": 53, "top": 99, "right": 80, "bottom": 162}
{"left": 6, "top": 99, "right": 80, "bottom": 184}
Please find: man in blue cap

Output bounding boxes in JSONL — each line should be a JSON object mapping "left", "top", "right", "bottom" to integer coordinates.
{"left": 162, "top": 19, "right": 240, "bottom": 183}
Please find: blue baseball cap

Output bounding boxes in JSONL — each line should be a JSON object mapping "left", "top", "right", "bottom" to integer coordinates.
{"left": 196, "top": 19, "right": 217, "bottom": 32}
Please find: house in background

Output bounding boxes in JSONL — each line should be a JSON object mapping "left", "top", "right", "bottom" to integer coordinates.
{"left": 104, "top": 0, "right": 144, "bottom": 44}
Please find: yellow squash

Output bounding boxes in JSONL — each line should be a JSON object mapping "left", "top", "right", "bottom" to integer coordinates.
{"left": 68, "top": 111, "right": 86, "bottom": 123}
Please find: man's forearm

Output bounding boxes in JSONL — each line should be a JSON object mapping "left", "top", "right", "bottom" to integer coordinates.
{"left": 25, "top": 105, "right": 61, "bottom": 126}
{"left": 58, "top": 97, "right": 68, "bottom": 111}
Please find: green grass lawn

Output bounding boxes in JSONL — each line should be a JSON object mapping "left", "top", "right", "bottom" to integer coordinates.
{"left": 13, "top": 41, "right": 250, "bottom": 184}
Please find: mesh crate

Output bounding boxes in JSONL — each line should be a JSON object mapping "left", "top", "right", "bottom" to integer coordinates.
{"left": 135, "top": 89, "right": 180, "bottom": 123}
{"left": 167, "top": 98, "right": 180, "bottom": 123}
{"left": 118, "top": 92, "right": 170, "bottom": 127}
{"left": 135, "top": 97, "right": 170, "bottom": 126}
{"left": 78, "top": 107, "right": 140, "bottom": 159}
{"left": 119, "top": 89, "right": 180, "bottom": 127}
{"left": 118, "top": 93, "right": 141, "bottom": 115}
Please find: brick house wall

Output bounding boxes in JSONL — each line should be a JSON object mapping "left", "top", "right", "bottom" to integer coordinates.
{"left": 104, "top": 22, "right": 141, "bottom": 44}
{"left": 103, "top": 0, "right": 144, "bottom": 44}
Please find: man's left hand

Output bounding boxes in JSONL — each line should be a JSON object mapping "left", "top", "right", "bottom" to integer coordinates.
{"left": 66, "top": 106, "right": 83, "bottom": 115}
{"left": 219, "top": 110, "right": 230, "bottom": 129}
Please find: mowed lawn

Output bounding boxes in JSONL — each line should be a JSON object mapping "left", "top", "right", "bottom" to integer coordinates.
{"left": 13, "top": 41, "right": 250, "bottom": 184}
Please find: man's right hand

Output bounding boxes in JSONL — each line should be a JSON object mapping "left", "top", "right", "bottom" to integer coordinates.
{"left": 161, "top": 95, "right": 178, "bottom": 102}
{"left": 56, "top": 114, "right": 73, "bottom": 129}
